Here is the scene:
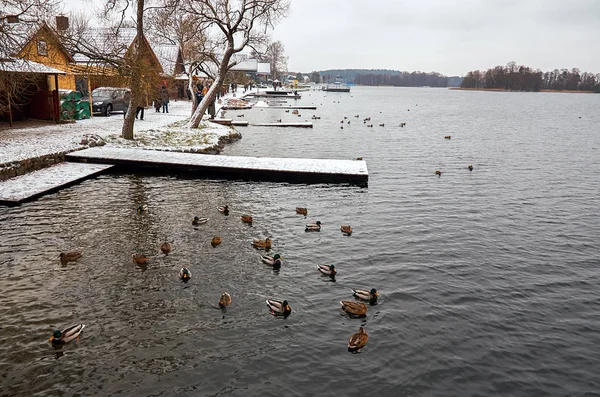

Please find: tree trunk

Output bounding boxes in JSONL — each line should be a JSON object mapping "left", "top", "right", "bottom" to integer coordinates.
{"left": 121, "top": 0, "right": 145, "bottom": 140}
{"left": 189, "top": 75, "right": 198, "bottom": 115}
{"left": 188, "top": 49, "right": 233, "bottom": 129}
{"left": 8, "top": 93, "right": 13, "bottom": 127}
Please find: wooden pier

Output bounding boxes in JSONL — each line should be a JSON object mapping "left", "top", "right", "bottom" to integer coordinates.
{"left": 253, "top": 122, "right": 313, "bottom": 128}
{"left": 66, "top": 147, "right": 368, "bottom": 185}
{"left": 231, "top": 120, "right": 249, "bottom": 127}
{"left": 264, "top": 105, "right": 317, "bottom": 110}
{"left": 0, "top": 162, "right": 113, "bottom": 205}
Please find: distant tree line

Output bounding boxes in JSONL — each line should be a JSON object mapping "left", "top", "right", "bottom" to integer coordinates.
{"left": 354, "top": 72, "right": 451, "bottom": 87}
{"left": 461, "top": 62, "right": 600, "bottom": 92}
{"left": 309, "top": 69, "right": 462, "bottom": 87}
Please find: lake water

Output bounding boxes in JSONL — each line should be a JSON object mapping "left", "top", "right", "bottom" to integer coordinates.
{"left": 1, "top": 87, "right": 599, "bottom": 396}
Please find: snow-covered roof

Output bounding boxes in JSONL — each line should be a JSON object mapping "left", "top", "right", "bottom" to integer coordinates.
{"left": 0, "top": 58, "right": 67, "bottom": 74}
{"left": 72, "top": 27, "right": 137, "bottom": 64}
{"left": 230, "top": 58, "right": 258, "bottom": 72}
{"left": 153, "top": 44, "right": 180, "bottom": 76}
{"left": 257, "top": 62, "right": 271, "bottom": 75}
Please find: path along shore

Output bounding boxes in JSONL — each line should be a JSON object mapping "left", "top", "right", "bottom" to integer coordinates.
{"left": 0, "top": 96, "right": 241, "bottom": 181}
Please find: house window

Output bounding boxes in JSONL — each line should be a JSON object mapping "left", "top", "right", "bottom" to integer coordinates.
{"left": 37, "top": 40, "right": 48, "bottom": 56}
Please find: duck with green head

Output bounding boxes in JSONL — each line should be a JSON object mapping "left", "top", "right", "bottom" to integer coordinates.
{"left": 49, "top": 324, "right": 85, "bottom": 345}
{"left": 262, "top": 253, "right": 282, "bottom": 267}
{"left": 318, "top": 264, "right": 337, "bottom": 277}
{"left": 305, "top": 221, "right": 322, "bottom": 232}
{"left": 266, "top": 299, "right": 291, "bottom": 317}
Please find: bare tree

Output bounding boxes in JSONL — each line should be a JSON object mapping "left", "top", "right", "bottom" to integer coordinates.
{"left": 146, "top": 0, "right": 210, "bottom": 114}
{"left": 1, "top": 0, "right": 60, "bottom": 125}
{"left": 184, "top": 0, "right": 289, "bottom": 129}
{"left": 0, "top": 0, "right": 60, "bottom": 57}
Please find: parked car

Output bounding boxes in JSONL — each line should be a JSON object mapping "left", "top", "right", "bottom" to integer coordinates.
{"left": 88, "top": 87, "right": 130, "bottom": 116}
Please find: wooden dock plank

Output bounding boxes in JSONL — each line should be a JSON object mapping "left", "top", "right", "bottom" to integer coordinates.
{"left": 0, "top": 162, "right": 114, "bottom": 205}
{"left": 262, "top": 105, "right": 317, "bottom": 110}
{"left": 253, "top": 122, "right": 313, "bottom": 128}
{"left": 210, "top": 118, "right": 233, "bottom": 125}
{"left": 231, "top": 121, "right": 249, "bottom": 126}
{"left": 66, "top": 147, "right": 367, "bottom": 184}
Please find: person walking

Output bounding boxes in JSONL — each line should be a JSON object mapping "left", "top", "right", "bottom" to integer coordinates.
{"left": 161, "top": 85, "right": 169, "bottom": 113}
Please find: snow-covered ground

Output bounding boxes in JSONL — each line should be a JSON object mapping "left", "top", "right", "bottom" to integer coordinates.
{"left": 0, "top": 99, "right": 237, "bottom": 165}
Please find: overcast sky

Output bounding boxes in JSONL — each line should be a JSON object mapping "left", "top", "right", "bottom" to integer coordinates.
{"left": 62, "top": 0, "right": 600, "bottom": 76}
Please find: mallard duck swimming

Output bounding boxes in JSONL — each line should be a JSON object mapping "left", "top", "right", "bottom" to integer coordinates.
{"left": 435, "top": 170, "right": 442, "bottom": 176}
{"left": 211, "top": 236, "right": 222, "bottom": 247}
{"left": 160, "top": 242, "right": 172, "bottom": 255}
{"left": 179, "top": 267, "right": 191, "bottom": 280}
{"left": 241, "top": 215, "right": 253, "bottom": 224}
{"left": 50, "top": 324, "right": 85, "bottom": 344}
{"left": 137, "top": 204, "right": 148, "bottom": 213}
{"left": 217, "top": 206, "right": 229, "bottom": 215}
{"left": 59, "top": 251, "right": 82, "bottom": 265}
{"left": 340, "top": 225, "right": 353, "bottom": 235}
{"left": 468, "top": 165, "right": 473, "bottom": 171}
{"left": 261, "top": 253, "right": 282, "bottom": 267}
{"left": 340, "top": 300, "right": 368, "bottom": 317}
{"left": 353, "top": 288, "right": 379, "bottom": 304}
{"left": 266, "top": 299, "right": 291, "bottom": 317}
{"left": 444, "top": 135, "right": 451, "bottom": 139}
{"left": 348, "top": 327, "right": 369, "bottom": 353}
{"left": 252, "top": 238, "right": 272, "bottom": 249}
{"left": 219, "top": 292, "right": 232, "bottom": 308}
{"left": 318, "top": 264, "right": 337, "bottom": 277}
{"left": 132, "top": 254, "right": 149, "bottom": 265}
{"left": 192, "top": 216, "right": 209, "bottom": 226}
{"left": 305, "top": 221, "right": 322, "bottom": 232}
{"left": 296, "top": 207, "right": 308, "bottom": 215}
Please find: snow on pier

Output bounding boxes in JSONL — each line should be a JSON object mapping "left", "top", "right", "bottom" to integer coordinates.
{"left": 0, "top": 162, "right": 113, "bottom": 205}
{"left": 66, "top": 147, "right": 368, "bottom": 185}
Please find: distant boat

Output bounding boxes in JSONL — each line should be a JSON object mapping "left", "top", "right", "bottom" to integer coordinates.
{"left": 323, "top": 82, "right": 351, "bottom": 92}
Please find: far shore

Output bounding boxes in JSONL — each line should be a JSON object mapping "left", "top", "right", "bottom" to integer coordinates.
{"left": 449, "top": 87, "right": 596, "bottom": 94}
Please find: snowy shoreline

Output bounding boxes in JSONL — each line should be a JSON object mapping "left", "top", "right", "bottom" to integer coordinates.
{"left": 0, "top": 100, "right": 242, "bottom": 180}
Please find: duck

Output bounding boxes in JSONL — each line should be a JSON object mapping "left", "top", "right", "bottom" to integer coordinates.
{"left": 340, "top": 300, "right": 368, "bottom": 317}
{"left": 261, "top": 253, "right": 282, "bottom": 267}
{"left": 435, "top": 170, "right": 442, "bottom": 176}
{"left": 292, "top": 109, "right": 299, "bottom": 115}
{"left": 353, "top": 288, "right": 379, "bottom": 304}
{"left": 266, "top": 299, "right": 292, "bottom": 317}
{"left": 348, "top": 327, "right": 369, "bottom": 353}
{"left": 132, "top": 254, "right": 149, "bottom": 265}
{"left": 179, "top": 267, "right": 191, "bottom": 280}
{"left": 252, "top": 238, "right": 272, "bottom": 250}
{"left": 192, "top": 216, "right": 209, "bottom": 226}
{"left": 356, "top": 157, "right": 363, "bottom": 161}
{"left": 318, "top": 264, "right": 337, "bottom": 277}
{"left": 444, "top": 135, "right": 451, "bottom": 139}
{"left": 160, "top": 242, "right": 172, "bottom": 255}
{"left": 305, "top": 220, "right": 322, "bottom": 232}
{"left": 276, "top": 119, "right": 282, "bottom": 122}
{"left": 241, "top": 215, "right": 253, "bottom": 224}
{"left": 219, "top": 292, "right": 232, "bottom": 308}
{"left": 354, "top": 114, "right": 360, "bottom": 118}
{"left": 379, "top": 123, "right": 385, "bottom": 127}
{"left": 340, "top": 126, "right": 343, "bottom": 129}
{"left": 217, "top": 205, "right": 229, "bottom": 215}
{"left": 211, "top": 236, "right": 222, "bottom": 247}
{"left": 468, "top": 165, "right": 473, "bottom": 171}
{"left": 137, "top": 204, "right": 148, "bottom": 213}
{"left": 237, "top": 114, "right": 244, "bottom": 118}
{"left": 295, "top": 207, "right": 308, "bottom": 215}
{"left": 340, "top": 225, "right": 353, "bottom": 235}
{"left": 49, "top": 324, "right": 85, "bottom": 345}
{"left": 59, "top": 251, "right": 82, "bottom": 265}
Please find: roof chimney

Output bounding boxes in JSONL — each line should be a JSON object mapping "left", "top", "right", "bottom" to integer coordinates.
{"left": 56, "top": 15, "right": 69, "bottom": 31}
